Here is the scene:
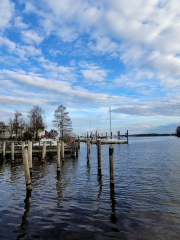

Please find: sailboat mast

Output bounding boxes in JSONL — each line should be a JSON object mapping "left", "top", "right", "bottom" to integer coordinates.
{"left": 109, "top": 107, "right": 111, "bottom": 138}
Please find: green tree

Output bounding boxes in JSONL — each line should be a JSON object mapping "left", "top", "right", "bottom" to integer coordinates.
{"left": 49, "top": 129, "right": 58, "bottom": 138}
{"left": 61, "top": 133, "right": 71, "bottom": 143}
{"left": 52, "top": 105, "right": 73, "bottom": 138}
{"left": 22, "top": 131, "right": 33, "bottom": 141}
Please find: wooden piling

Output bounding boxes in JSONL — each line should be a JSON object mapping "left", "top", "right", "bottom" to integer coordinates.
{"left": 75, "top": 142, "right": 78, "bottom": 157}
{"left": 3, "top": 141, "right": 6, "bottom": 159}
{"left": 61, "top": 141, "right": 64, "bottom": 160}
{"left": 72, "top": 139, "right": 76, "bottom": 157}
{"left": 118, "top": 131, "right": 120, "bottom": 140}
{"left": 97, "top": 140, "right": 101, "bottom": 173}
{"left": 28, "top": 141, "right": 32, "bottom": 174}
{"left": 111, "top": 132, "right": 112, "bottom": 139}
{"left": 109, "top": 144, "right": 115, "bottom": 185}
{"left": 90, "top": 132, "right": 92, "bottom": 143}
{"left": 11, "top": 141, "right": 14, "bottom": 163}
{"left": 42, "top": 141, "right": 46, "bottom": 163}
{"left": 87, "top": 139, "right": 90, "bottom": 159}
{"left": 57, "top": 141, "right": 61, "bottom": 172}
{"left": 22, "top": 141, "right": 25, "bottom": 149}
{"left": 78, "top": 136, "right": 80, "bottom": 149}
{"left": 22, "top": 147, "right": 32, "bottom": 191}
{"left": 38, "top": 140, "right": 41, "bottom": 161}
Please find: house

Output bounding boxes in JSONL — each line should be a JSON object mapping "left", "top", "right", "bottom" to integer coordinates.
{"left": 0, "top": 122, "right": 11, "bottom": 139}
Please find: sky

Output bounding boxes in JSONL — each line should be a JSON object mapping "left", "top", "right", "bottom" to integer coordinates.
{"left": 0, "top": 0, "right": 180, "bottom": 136}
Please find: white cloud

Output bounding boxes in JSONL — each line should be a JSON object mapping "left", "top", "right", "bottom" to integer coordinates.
{"left": 0, "top": 36, "right": 42, "bottom": 59}
{"left": 0, "top": 0, "right": 14, "bottom": 29}
{"left": 81, "top": 69, "right": 107, "bottom": 81}
{"left": 1, "top": 69, "right": 130, "bottom": 106}
{"left": 37, "top": 58, "right": 77, "bottom": 81}
{"left": 16, "top": 45, "right": 42, "bottom": 59}
{"left": 79, "top": 61, "right": 108, "bottom": 82}
{"left": 112, "top": 96, "right": 180, "bottom": 116}
{"left": 21, "top": 30, "right": 44, "bottom": 44}
{"left": 1, "top": 0, "right": 180, "bottom": 134}
{"left": 0, "top": 36, "right": 16, "bottom": 51}
{"left": 14, "top": 16, "right": 29, "bottom": 29}
{"left": 88, "top": 36, "right": 119, "bottom": 55}
{"left": 0, "top": 94, "right": 49, "bottom": 106}
{"left": 49, "top": 49, "right": 63, "bottom": 57}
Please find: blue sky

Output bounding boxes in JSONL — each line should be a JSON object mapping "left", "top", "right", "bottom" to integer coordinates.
{"left": 1, "top": 0, "right": 180, "bottom": 135}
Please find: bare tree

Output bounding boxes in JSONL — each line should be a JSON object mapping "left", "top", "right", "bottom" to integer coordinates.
{"left": 8, "top": 118, "right": 14, "bottom": 137}
{"left": 28, "top": 105, "right": 45, "bottom": 139}
{"left": 52, "top": 105, "right": 73, "bottom": 138}
{"left": 13, "top": 110, "right": 25, "bottom": 139}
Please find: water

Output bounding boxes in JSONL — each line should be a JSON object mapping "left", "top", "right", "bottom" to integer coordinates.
{"left": 1, "top": 137, "right": 180, "bottom": 239}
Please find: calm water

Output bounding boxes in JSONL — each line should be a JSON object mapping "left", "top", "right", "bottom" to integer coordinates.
{"left": 1, "top": 137, "right": 180, "bottom": 239}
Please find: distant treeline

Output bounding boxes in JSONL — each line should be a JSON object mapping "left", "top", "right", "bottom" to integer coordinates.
{"left": 130, "top": 133, "right": 176, "bottom": 137}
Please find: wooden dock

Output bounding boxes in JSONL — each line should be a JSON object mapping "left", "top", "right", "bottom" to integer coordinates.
{"left": 77, "top": 130, "right": 129, "bottom": 144}
{"left": 0, "top": 140, "right": 74, "bottom": 161}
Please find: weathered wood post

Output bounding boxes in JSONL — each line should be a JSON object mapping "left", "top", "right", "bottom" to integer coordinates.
{"left": 75, "top": 142, "right": 78, "bottom": 157}
{"left": 3, "top": 141, "right": 6, "bottom": 159}
{"left": 22, "top": 141, "right": 25, "bottom": 156}
{"left": 118, "top": 131, "right": 120, "bottom": 140}
{"left": 111, "top": 132, "right": 112, "bottom": 139}
{"left": 97, "top": 139, "right": 101, "bottom": 174}
{"left": 106, "top": 132, "right": 107, "bottom": 139}
{"left": 57, "top": 141, "right": 61, "bottom": 172}
{"left": 42, "top": 142, "right": 46, "bottom": 163}
{"left": 11, "top": 141, "right": 14, "bottom": 164}
{"left": 61, "top": 141, "right": 64, "bottom": 160}
{"left": 22, "top": 147, "right": 32, "bottom": 191}
{"left": 71, "top": 138, "right": 76, "bottom": 157}
{"left": 28, "top": 141, "right": 32, "bottom": 174}
{"left": 87, "top": 139, "right": 90, "bottom": 159}
{"left": 109, "top": 144, "right": 115, "bottom": 185}
{"left": 127, "top": 130, "right": 129, "bottom": 143}
{"left": 38, "top": 140, "right": 41, "bottom": 161}
{"left": 49, "top": 141, "right": 52, "bottom": 158}
{"left": 90, "top": 132, "right": 92, "bottom": 143}
{"left": 78, "top": 136, "right": 80, "bottom": 149}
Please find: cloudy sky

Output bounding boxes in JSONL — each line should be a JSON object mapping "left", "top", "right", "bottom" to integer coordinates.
{"left": 1, "top": 0, "right": 180, "bottom": 135}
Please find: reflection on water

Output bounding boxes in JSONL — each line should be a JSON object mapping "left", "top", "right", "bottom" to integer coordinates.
{"left": 20, "top": 191, "right": 31, "bottom": 230}
{"left": 110, "top": 184, "right": 118, "bottom": 232}
{"left": 56, "top": 172, "right": 63, "bottom": 206}
{"left": 97, "top": 172, "right": 102, "bottom": 203}
{"left": 0, "top": 137, "right": 180, "bottom": 239}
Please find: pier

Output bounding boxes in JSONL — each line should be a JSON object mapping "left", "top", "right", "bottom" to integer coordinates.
{"left": 77, "top": 130, "right": 129, "bottom": 144}
{"left": 0, "top": 140, "right": 72, "bottom": 161}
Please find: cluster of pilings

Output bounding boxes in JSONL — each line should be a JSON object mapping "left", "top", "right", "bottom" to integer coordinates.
{"left": 0, "top": 139, "right": 80, "bottom": 192}
{"left": 87, "top": 139, "right": 115, "bottom": 186}
{"left": 0, "top": 140, "right": 75, "bottom": 162}
{"left": 0, "top": 137, "right": 116, "bottom": 193}
{"left": 82, "top": 130, "right": 129, "bottom": 144}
